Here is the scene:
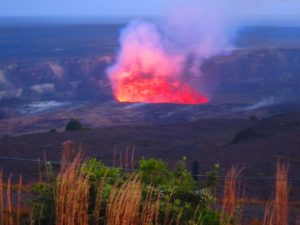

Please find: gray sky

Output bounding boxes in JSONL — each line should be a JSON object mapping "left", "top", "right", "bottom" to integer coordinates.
{"left": 0, "top": 0, "right": 166, "bottom": 17}
{"left": 1, "top": 0, "right": 300, "bottom": 23}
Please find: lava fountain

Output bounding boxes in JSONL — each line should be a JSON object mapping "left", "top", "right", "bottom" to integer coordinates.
{"left": 114, "top": 75, "right": 208, "bottom": 104}
{"left": 107, "top": 21, "right": 209, "bottom": 105}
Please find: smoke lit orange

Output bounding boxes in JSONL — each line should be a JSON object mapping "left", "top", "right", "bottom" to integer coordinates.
{"left": 107, "top": 21, "right": 209, "bottom": 105}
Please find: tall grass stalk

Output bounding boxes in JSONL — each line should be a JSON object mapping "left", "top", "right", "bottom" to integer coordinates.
{"left": 275, "top": 162, "right": 289, "bottom": 225}
{"left": 0, "top": 173, "right": 22, "bottom": 225}
{"left": 55, "top": 151, "right": 90, "bottom": 225}
{"left": 106, "top": 175, "right": 142, "bottom": 225}
{"left": 61, "top": 140, "right": 75, "bottom": 165}
{"left": 140, "top": 187, "right": 160, "bottom": 225}
{"left": 262, "top": 162, "right": 289, "bottom": 225}
{"left": 221, "top": 166, "right": 243, "bottom": 225}
{"left": 93, "top": 172, "right": 108, "bottom": 225}
{"left": 263, "top": 201, "right": 275, "bottom": 225}
{"left": 17, "top": 175, "right": 22, "bottom": 225}
{"left": 6, "top": 175, "right": 13, "bottom": 225}
{"left": 0, "top": 171, "right": 3, "bottom": 225}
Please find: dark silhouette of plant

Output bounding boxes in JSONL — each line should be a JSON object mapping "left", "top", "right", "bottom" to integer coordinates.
{"left": 65, "top": 118, "right": 83, "bottom": 131}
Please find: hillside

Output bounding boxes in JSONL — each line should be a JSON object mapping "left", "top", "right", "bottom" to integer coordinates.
{"left": 1, "top": 111, "right": 300, "bottom": 199}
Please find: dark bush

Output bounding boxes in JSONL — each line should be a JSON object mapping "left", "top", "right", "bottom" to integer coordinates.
{"left": 249, "top": 115, "right": 258, "bottom": 121}
{"left": 65, "top": 118, "right": 84, "bottom": 131}
{"left": 2, "top": 134, "right": 10, "bottom": 140}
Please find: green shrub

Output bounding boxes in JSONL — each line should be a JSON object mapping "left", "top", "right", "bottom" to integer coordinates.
{"left": 83, "top": 158, "right": 121, "bottom": 184}
{"left": 28, "top": 183, "right": 55, "bottom": 225}
{"left": 205, "top": 163, "right": 221, "bottom": 190}
{"left": 139, "top": 158, "right": 173, "bottom": 189}
{"left": 173, "top": 157, "right": 197, "bottom": 192}
{"left": 28, "top": 157, "right": 222, "bottom": 225}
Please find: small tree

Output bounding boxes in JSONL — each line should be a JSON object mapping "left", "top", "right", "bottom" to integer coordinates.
{"left": 49, "top": 129, "right": 57, "bottom": 133}
{"left": 249, "top": 115, "right": 258, "bottom": 121}
{"left": 65, "top": 118, "right": 83, "bottom": 131}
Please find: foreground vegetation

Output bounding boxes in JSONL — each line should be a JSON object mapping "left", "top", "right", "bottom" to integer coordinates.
{"left": 0, "top": 141, "right": 291, "bottom": 225}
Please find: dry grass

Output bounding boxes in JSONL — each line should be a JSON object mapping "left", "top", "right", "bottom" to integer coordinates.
{"left": 61, "top": 140, "right": 75, "bottom": 165}
{"left": 106, "top": 175, "right": 162, "bottom": 225}
{"left": 58, "top": 144, "right": 163, "bottom": 225}
{"left": 29, "top": 156, "right": 294, "bottom": 225}
{"left": 221, "top": 166, "right": 243, "bottom": 225}
{"left": 0, "top": 172, "right": 23, "bottom": 225}
{"left": 57, "top": 144, "right": 164, "bottom": 225}
{"left": 17, "top": 175, "right": 22, "bottom": 225}
{"left": 114, "top": 146, "right": 136, "bottom": 170}
{"left": 140, "top": 186, "right": 160, "bottom": 225}
{"left": 274, "top": 162, "right": 289, "bottom": 225}
{"left": 55, "top": 150, "right": 90, "bottom": 225}
{"left": 106, "top": 175, "right": 142, "bottom": 225}
{"left": 0, "top": 171, "right": 3, "bottom": 225}
{"left": 263, "top": 162, "right": 289, "bottom": 225}
{"left": 0, "top": 145, "right": 294, "bottom": 225}
{"left": 262, "top": 201, "right": 275, "bottom": 225}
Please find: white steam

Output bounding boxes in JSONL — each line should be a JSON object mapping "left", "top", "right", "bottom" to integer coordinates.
{"left": 0, "top": 88, "right": 23, "bottom": 99}
{"left": 30, "top": 83, "right": 56, "bottom": 94}
{"left": 108, "top": 1, "right": 237, "bottom": 99}
{"left": 242, "top": 97, "right": 280, "bottom": 111}
{"left": 108, "top": 0, "right": 300, "bottom": 101}
{"left": 0, "top": 70, "right": 8, "bottom": 85}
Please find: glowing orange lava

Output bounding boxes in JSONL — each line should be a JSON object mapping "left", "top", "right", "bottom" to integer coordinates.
{"left": 108, "top": 21, "right": 209, "bottom": 105}
{"left": 113, "top": 73, "right": 209, "bottom": 105}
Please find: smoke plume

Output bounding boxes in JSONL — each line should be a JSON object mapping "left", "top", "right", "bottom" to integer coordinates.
{"left": 107, "top": 0, "right": 298, "bottom": 104}
{"left": 107, "top": 0, "right": 236, "bottom": 104}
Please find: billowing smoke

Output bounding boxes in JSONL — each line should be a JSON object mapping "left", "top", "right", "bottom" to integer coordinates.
{"left": 107, "top": 0, "right": 299, "bottom": 105}
{"left": 107, "top": 1, "right": 235, "bottom": 104}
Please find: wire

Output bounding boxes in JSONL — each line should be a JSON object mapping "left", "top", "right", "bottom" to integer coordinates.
{"left": 0, "top": 155, "right": 129, "bottom": 170}
{"left": 0, "top": 154, "right": 300, "bottom": 181}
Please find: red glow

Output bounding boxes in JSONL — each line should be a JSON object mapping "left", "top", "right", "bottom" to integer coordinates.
{"left": 108, "top": 21, "right": 209, "bottom": 105}
{"left": 113, "top": 73, "right": 208, "bottom": 105}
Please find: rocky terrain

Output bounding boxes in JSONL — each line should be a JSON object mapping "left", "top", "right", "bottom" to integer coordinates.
{"left": 1, "top": 47, "right": 300, "bottom": 135}
{"left": 1, "top": 48, "right": 300, "bottom": 105}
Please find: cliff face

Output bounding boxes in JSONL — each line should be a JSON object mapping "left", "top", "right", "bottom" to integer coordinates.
{"left": 202, "top": 48, "right": 300, "bottom": 102}
{"left": 0, "top": 48, "right": 300, "bottom": 135}
{"left": 0, "top": 55, "right": 113, "bottom": 102}
{"left": 1, "top": 48, "right": 300, "bottom": 104}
